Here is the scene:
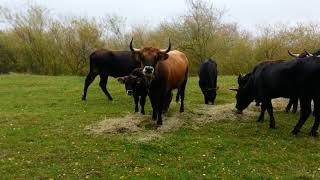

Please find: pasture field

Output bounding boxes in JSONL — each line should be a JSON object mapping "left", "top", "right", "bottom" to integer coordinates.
{"left": 0, "top": 74, "right": 320, "bottom": 179}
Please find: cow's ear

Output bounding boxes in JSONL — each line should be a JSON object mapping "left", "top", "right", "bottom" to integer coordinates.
{"left": 117, "top": 77, "right": 125, "bottom": 84}
{"left": 157, "top": 52, "right": 169, "bottom": 61}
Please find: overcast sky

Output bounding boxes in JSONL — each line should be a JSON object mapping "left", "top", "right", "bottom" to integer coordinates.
{"left": 1, "top": 0, "right": 320, "bottom": 32}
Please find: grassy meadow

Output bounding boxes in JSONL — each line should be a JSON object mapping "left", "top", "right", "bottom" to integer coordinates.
{"left": 0, "top": 74, "right": 319, "bottom": 179}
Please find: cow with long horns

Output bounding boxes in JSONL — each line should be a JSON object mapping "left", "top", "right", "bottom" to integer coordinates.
{"left": 129, "top": 38, "right": 189, "bottom": 126}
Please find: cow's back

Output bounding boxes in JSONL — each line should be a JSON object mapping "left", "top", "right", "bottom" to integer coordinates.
{"left": 253, "top": 59, "right": 300, "bottom": 99}
{"left": 156, "top": 50, "right": 188, "bottom": 90}
{"left": 90, "top": 49, "right": 140, "bottom": 77}
{"left": 199, "top": 59, "right": 217, "bottom": 89}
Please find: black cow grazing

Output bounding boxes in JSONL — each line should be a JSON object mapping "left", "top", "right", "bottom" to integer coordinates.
{"left": 236, "top": 60, "right": 299, "bottom": 113}
{"left": 198, "top": 59, "right": 218, "bottom": 105}
{"left": 233, "top": 56, "right": 320, "bottom": 136}
{"left": 129, "top": 38, "right": 189, "bottom": 126}
{"left": 82, "top": 49, "right": 140, "bottom": 101}
{"left": 118, "top": 68, "right": 148, "bottom": 114}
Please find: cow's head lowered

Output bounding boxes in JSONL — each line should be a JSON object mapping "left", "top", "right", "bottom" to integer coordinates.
{"left": 129, "top": 38, "right": 171, "bottom": 76}
{"left": 230, "top": 74, "right": 255, "bottom": 113}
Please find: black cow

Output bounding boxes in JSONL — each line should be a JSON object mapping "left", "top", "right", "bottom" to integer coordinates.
{"left": 234, "top": 56, "right": 320, "bottom": 136}
{"left": 285, "top": 49, "right": 319, "bottom": 113}
{"left": 237, "top": 60, "right": 299, "bottom": 113}
{"left": 82, "top": 49, "right": 140, "bottom": 101}
{"left": 198, "top": 59, "right": 218, "bottom": 105}
{"left": 118, "top": 68, "right": 148, "bottom": 114}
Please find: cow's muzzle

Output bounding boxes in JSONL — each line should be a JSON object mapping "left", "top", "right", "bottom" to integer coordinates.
{"left": 143, "top": 66, "right": 154, "bottom": 75}
{"left": 127, "top": 90, "right": 133, "bottom": 96}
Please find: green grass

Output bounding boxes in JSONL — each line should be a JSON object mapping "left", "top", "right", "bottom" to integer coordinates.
{"left": 0, "top": 74, "right": 319, "bottom": 179}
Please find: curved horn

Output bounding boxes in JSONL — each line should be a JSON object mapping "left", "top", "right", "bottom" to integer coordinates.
{"left": 304, "top": 49, "right": 313, "bottom": 57}
{"left": 129, "top": 38, "right": 140, "bottom": 52}
{"left": 288, "top": 50, "right": 299, "bottom": 58}
{"left": 160, "top": 38, "right": 171, "bottom": 53}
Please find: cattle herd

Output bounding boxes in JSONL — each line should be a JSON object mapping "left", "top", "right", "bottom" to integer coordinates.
{"left": 81, "top": 38, "right": 320, "bottom": 137}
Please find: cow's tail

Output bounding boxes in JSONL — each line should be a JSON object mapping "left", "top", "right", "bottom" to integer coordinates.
{"left": 88, "top": 51, "right": 96, "bottom": 73}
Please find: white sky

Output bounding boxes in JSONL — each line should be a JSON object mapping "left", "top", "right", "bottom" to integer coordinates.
{"left": 1, "top": 0, "right": 320, "bottom": 32}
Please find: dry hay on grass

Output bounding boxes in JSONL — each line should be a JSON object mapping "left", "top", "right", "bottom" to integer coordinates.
{"left": 194, "top": 98, "right": 291, "bottom": 124}
{"left": 85, "top": 98, "right": 291, "bottom": 142}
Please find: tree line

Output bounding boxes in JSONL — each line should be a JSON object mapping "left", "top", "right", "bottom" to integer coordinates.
{"left": 1, "top": 0, "right": 320, "bottom": 75}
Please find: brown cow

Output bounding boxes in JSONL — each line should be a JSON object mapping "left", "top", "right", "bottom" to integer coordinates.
{"left": 130, "top": 38, "right": 189, "bottom": 126}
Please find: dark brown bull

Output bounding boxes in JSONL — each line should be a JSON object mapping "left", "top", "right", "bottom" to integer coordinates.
{"left": 129, "top": 38, "right": 189, "bottom": 126}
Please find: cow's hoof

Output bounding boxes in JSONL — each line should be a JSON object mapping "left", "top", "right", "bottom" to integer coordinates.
{"left": 141, "top": 110, "right": 145, "bottom": 115}
{"left": 81, "top": 96, "right": 86, "bottom": 101}
{"left": 269, "top": 124, "right": 276, "bottom": 129}
{"left": 257, "top": 118, "right": 264, "bottom": 123}
{"left": 236, "top": 110, "right": 242, "bottom": 114}
{"left": 180, "top": 109, "right": 184, "bottom": 113}
{"left": 292, "top": 129, "right": 299, "bottom": 135}
{"left": 152, "top": 115, "right": 157, "bottom": 121}
{"left": 309, "top": 131, "right": 318, "bottom": 137}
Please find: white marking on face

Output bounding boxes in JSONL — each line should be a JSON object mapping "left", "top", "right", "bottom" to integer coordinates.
{"left": 127, "top": 90, "right": 133, "bottom": 95}
{"left": 143, "top": 66, "right": 154, "bottom": 75}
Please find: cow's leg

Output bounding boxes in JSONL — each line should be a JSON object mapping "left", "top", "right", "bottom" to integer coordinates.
{"left": 292, "top": 98, "right": 312, "bottom": 135}
{"left": 310, "top": 98, "right": 320, "bottom": 137}
{"left": 163, "top": 91, "right": 172, "bottom": 113}
{"left": 149, "top": 95, "right": 157, "bottom": 120}
{"left": 257, "top": 103, "right": 266, "bottom": 123}
{"left": 204, "top": 95, "right": 209, "bottom": 104}
{"left": 179, "top": 80, "right": 187, "bottom": 113}
{"left": 82, "top": 72, "right": 98, "bottom": 100}
{"left": 285, "top": 98, "right": 294, "bottom": 113}
{"left": 176, "top": 89, "right": 180, "bottom": 102}
{"left": 140, "top": 95, "right": 146, "bottom": 115}
{"left": 99, "top": 74, "right": 113, "bottom": 101}
{"left": 157, "top": 91, "right": 167, "bottom": 126}
{"left": 134, "top": 95, "right": 139, "bottom": 113}
{"left": 265, "top": 99, "right": 275, "bottom": 128}
{"left": 292, "top": 98, "right": 298, "bottom": 114}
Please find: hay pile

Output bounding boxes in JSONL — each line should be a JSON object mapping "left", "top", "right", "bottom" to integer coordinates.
{"left": 85, "top": 98, "right": 291, "bottom": 142}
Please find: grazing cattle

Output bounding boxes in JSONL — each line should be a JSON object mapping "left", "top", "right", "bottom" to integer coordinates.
{"left": 233, "top": 56, "right": 320, "bottom": 136}
{"left": 198, "top": 59, "right": 218, "bottom": 105}
{"left": 82, "top": 49, "right": 140, "bottom": 101}
{"left": 118, "top": 68, "right": 148, "bottom": 114}
{"left": 129, "top": 38, "right": 189, "bottom": 126}
{"left": 236, "top": 60, "right": 299, "bottom": 113}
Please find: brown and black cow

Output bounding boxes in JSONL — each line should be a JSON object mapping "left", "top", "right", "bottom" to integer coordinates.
{"left": 129, "top": 38, "right": 189, "bottom": 126}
